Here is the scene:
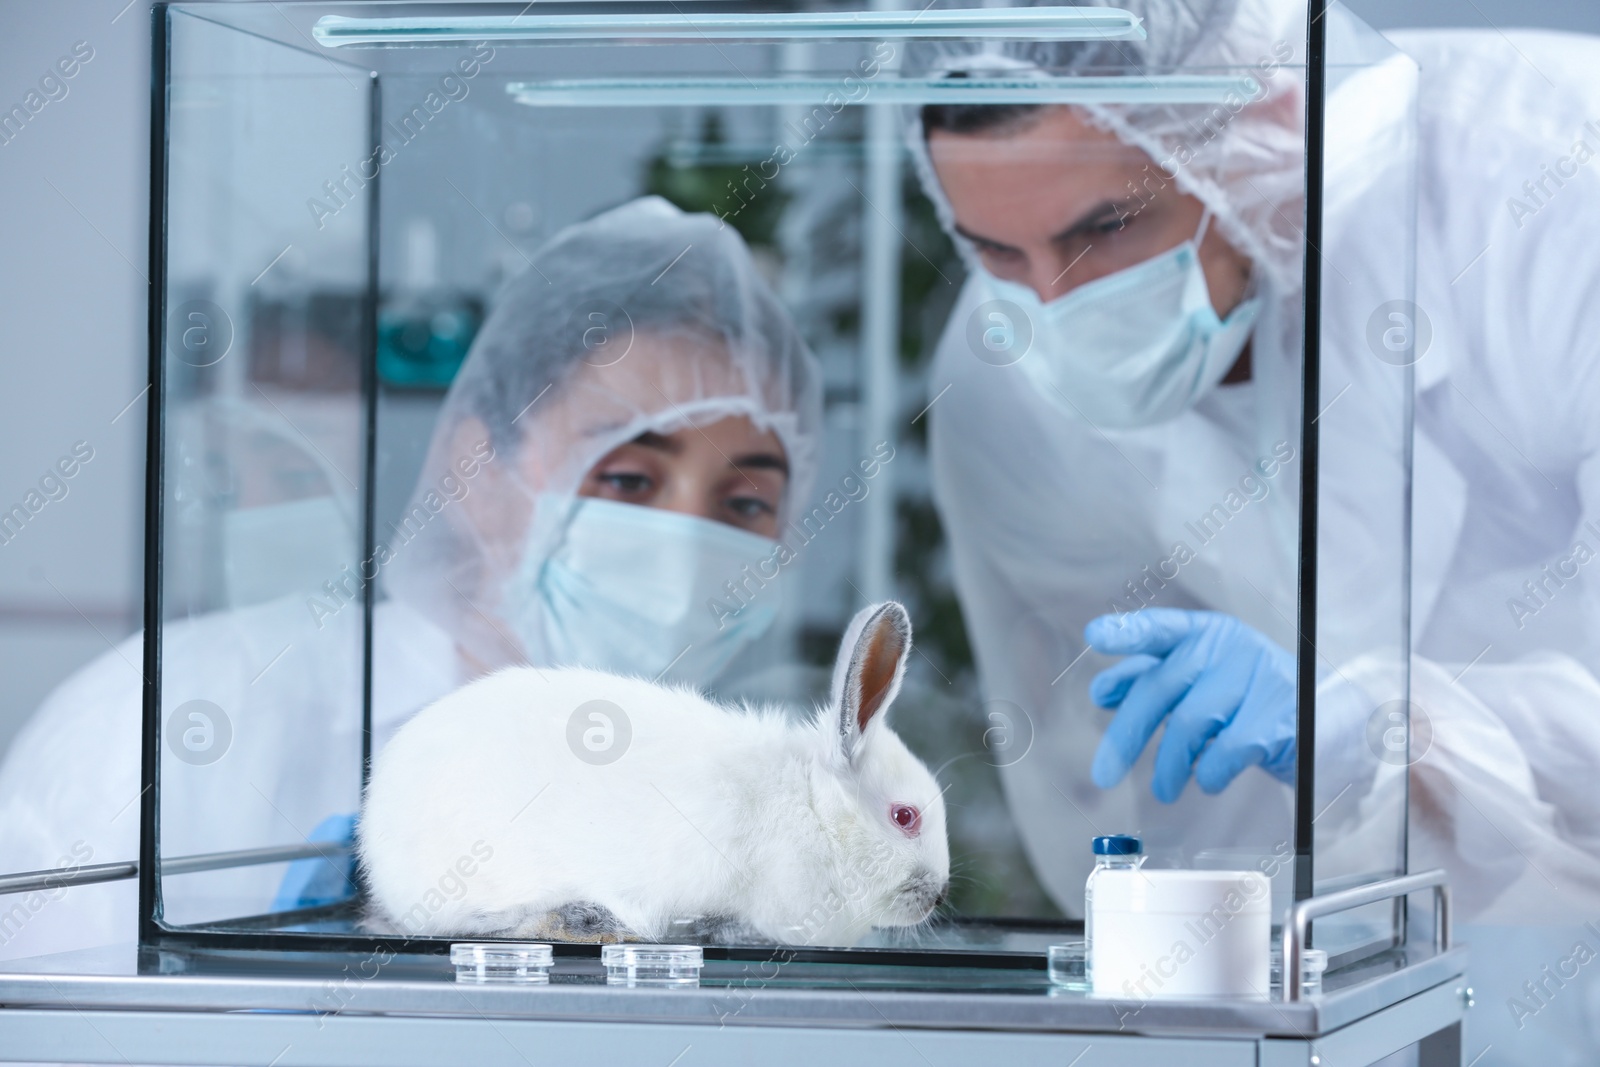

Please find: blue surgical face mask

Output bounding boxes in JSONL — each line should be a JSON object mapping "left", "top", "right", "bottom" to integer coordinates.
{"left": 505, "top": 495, "right": 782, "bottom": 684}
{"left": 985, "top": 210, "right": 1260, "bottom": 429}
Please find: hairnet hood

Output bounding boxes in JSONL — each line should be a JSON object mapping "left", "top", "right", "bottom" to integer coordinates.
{"left": 384, "top": 196, "right": 822, "bottom": 670}
{"left": 905, "top": 0, "right": 1307, "bottom": 293}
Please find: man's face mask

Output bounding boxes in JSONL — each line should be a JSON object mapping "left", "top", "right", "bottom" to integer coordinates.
{"left": 980, "top": 210, "right": 1261, "bottom": 429}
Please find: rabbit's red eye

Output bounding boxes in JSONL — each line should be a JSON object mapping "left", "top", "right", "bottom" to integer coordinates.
{"left": 890, "top": 803, "right": 921, "bottom": 837}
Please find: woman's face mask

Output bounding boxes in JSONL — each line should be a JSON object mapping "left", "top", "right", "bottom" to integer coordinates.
{"left": 983, "top": 210, "right": 1260, "bottom": 429}
{"left": 506, "top": 494, "right": 782, "bottom": 683}
{"left": 497, "top": 413, "right": 792, "bottom": 683}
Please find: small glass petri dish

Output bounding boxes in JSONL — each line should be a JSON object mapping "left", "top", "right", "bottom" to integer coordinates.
{"left": 1046, "top": 940, "right": 1089, "bottom": 991}
{"left": 1271, "top": 947, "right": 1329, "bottom": 996}
{"left": 602, "top": 944, "right": 704, "bottom": 987}
{"left": 1298, "top": 948, "right": 1328, "bottom": 995}
{"left": 451, "top": 942, "right": 554, "bottom": 984}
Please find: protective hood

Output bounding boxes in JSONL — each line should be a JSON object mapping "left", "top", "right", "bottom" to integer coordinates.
{"left": 903, "top": 0, "right": 1307, "bottom": 294}
{"left": 383, "top": 196, "right": 823, "bottom": 671}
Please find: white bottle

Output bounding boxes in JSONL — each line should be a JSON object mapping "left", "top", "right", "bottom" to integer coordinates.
{"left": 1085, "top": 834, "right": 1143, "bottom": 985}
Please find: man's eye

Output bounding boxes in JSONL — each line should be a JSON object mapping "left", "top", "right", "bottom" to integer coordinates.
{"left": 600, "top": 472, "right": 652, "bottom": 494}
{"left": 1095, "top": 215, "right": 1131, "bottom": 236}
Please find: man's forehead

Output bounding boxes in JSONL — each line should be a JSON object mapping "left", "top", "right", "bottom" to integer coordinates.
{"left": 626, "top": 419, "right": 783, "bottom": 452}
{"left": 926, "top": 107, "right": 1147, "bottom": 167}
{"left": 928, "top": 133, "right": 1148, "bottom": 169}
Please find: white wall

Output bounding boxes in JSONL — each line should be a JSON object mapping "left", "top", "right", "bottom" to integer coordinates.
{"left": 1342, "top": 0, "right": 1595, "bottom": 31}
{"left": 0, "top": 0, "right": 150, "bottom": 757}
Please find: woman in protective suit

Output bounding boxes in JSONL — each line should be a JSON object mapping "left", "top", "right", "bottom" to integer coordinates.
{"left": 0, "top": 197, "right": 822, "bottom": 957}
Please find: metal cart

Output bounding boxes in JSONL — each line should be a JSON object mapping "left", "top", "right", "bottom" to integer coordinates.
{"left": 0, "top": 870, "right": 1465, "bottom": 1065}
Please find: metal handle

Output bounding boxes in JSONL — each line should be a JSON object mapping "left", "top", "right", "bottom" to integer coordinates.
{"left": 1282, "top": 868, "right": 1450, "bottom": 1001}
{"left": 0, "top": 841, "right": 351, "bottom": 896}
{"left": 312, "top": 7, "right": 1145, "bottom": 47}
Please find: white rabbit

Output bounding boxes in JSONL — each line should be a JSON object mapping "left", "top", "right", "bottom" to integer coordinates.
{"left": 359, "top": 601, "right": 949, "bottom": 946}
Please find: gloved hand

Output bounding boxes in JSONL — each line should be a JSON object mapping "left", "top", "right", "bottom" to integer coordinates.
{"left": 270, "top": 812, "right": 359, "bottom": 913}
{"left": 1085, "top": 608, "right": 1296, "bottom": 803}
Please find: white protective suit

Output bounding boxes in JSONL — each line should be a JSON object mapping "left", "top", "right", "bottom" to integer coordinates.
{"left": 0, "top": 197, "right": 821, "bottom": 959}
{"left": 910, "top": 2, "right": 1600, "bottom": 1059}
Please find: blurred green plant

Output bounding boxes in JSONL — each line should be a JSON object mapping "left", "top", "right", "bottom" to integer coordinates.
{"left": 643, "top": 115, "right": 1057, "bottom": 918}
{"left": 889, "top": 183, "right": 1059, "bottom": 920}
{"left": 891, "top": 173, "right": 969, "bottom": 679}
{"left": 643, "top": 111, "right": 788, "bottom": 250}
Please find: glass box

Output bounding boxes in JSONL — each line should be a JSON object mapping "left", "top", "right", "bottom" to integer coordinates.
{"left": 140, "top": 0, "right": 1420, "bottom": 982}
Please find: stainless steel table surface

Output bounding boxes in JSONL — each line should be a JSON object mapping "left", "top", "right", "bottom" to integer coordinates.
{"left": 0, "top": 941, "right": 1469, "bottom": 1066}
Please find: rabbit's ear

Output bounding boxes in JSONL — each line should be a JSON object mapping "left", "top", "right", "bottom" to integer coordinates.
{"left": 830, "top": 602, "right": 912, "bottom": 758}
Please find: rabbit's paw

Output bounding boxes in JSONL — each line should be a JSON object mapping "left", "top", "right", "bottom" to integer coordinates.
{"left": 530, "top": 901, "right": 637, "bottom": 943}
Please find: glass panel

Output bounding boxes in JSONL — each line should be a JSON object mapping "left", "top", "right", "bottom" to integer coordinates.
{"left": 147, "top": 0, "right": 1413, "bottom": 980}
{"left": 156, "top": 8, "right": 371, "bottom": 926}
{"left": 1307, "top": 3, "right": 1418, "bottom": 958}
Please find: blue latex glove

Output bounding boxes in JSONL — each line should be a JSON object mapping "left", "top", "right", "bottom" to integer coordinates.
{"left": 270, "top": 813, "right": 358, "bottom": 913}
{"left": 1085, "top": 608, "right": 1297, "bottom": 803}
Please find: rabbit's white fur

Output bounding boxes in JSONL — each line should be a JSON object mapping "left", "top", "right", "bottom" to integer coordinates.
{"left": 359, "top": 602, "right": 949, "bottom": 945}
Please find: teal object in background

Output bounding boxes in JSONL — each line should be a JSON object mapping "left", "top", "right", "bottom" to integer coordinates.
{"left": 377, "top": 295, "right": 483, "bottom": 389}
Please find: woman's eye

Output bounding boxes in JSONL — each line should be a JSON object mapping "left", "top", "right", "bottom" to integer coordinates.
{"left": 889, "top": 803, "right": 922, "bottom": 837}
{"left": 727, "top": 496, "right": 775, "bottom": 519}
{"left": 1094, "top": 215, "right": 1130, "bottom": 236}
{"left": 599, "top": 472, "right": 652, "bottom": 494}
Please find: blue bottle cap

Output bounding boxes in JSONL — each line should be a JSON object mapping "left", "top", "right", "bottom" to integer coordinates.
{"left": 1092, "top": 834, "right": 1143, "bottom": 856}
